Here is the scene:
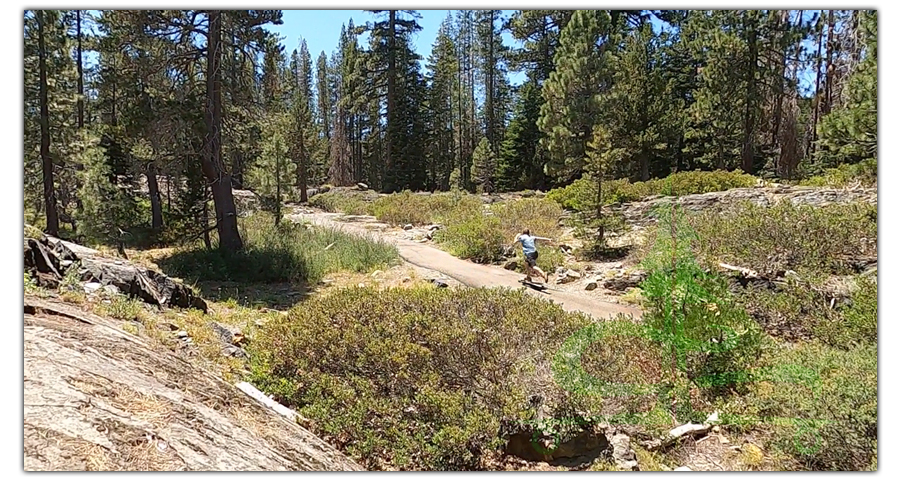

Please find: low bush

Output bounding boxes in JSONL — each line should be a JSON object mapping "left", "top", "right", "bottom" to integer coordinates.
{"left": 372, "top": 190, "right": 481, "bottom": 226}
{"left": 248, "top": 285, "right": 594, "bottom": 470}
{"left": 433, "top": 197, "right": 564, "bottom": 264}
{"left": 547, "top": 170, "right": 759, "bottom": 213}
{"left": 739, "top": 273, "right": 877, "bottom": 348}
{"left": 433, "top": 204, "right": 504, "bottom": 263}
{"left": 639, "top": 207, "right": 766, "bottom": 401}
{"left": 157, "top": 213, "right": 398, "bottom": 284}
{"left": 800, "top": 159, "right": 877, "bottom": 188}
{"left": 688, "top": 201, "right": 876, "bottom": 276}
{"left": 308, "top": 190, "right": 374, "bottom": 215}
{"left": 97, "top": 294, "right": 147, "bottom": 321}
{"left": 741, "top": 341, "right": 877, "bottom": 471}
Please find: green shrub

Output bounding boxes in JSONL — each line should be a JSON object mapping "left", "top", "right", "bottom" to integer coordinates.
{"left": 800, "top": 159, "right": 877, "bottom": 188}
{"left": 686, "top": 201, "right": 876, "bottom": 348}
{"left": 98, "top": 294, "right": 146, "bottom": 321}
{"left": 688, "top": 201, "right": 876, "bottom": 276}
{"left": 547, "top": 176, "right": 596, "bottom": 212}
{"left": 432, "top": 197, "right": 563, "bottom": 264}
{"left": 58, "top": 264, "right": 83, "bottom": 293}
{"left": 432, "top": 205, "right": 504, "bottom": 263}
{"left": 547, "top": 170, "right": 759, "bottom": 214}
{"left": 813, "top": 274, "right": 877, "bottom": 349}
{"left": 640, "top": 206, "right": 765, "bottom": 401}
{"left": 742, "top": 342, "right": 877, "bottom": 470}
{"left": 24, "top": 272, "right": 46, "bottom": 296}
{"left": 493, "top": 197, "right": 563, "bottom": 242}
{"left": 24, "top": 224, "right": 44, "bottom": 241}
{"left": 308, "top": 191, "right": 374, "bottom": 215}
{"left": 248, "top": 285, "right": 593, "bottom": 470}
{"left": 157, "top": 213, "right": 398, "bottom": 283}
{"left": 647, "top": 170, "right": 758, "bottom": 197}
{"left": 737, "top": 272, "right": 876, "bottom": 349}
{"left": 837, "top": 274, "right": 878, "bottom": 344}
{"left": 372, "top": 190, "right": 481, "bottom": 226}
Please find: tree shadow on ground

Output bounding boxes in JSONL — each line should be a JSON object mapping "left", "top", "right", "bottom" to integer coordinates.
{"left": 155, "top": 247, "right": 310, "bottom": 285}
{"left": 579, "top": 244, "right": 635, "bottom": 262}
{"left": 197, "top": 281, "right": 311, "bottom": 311}
{"left": 154, "top": 247, "right": 316, "bottom": 310}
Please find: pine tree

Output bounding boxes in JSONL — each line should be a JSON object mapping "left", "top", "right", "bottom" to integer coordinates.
{"left": 289, "top": 39, "right": 316, "bottom": 201}
{"left": 506, "top": 10, "right": 573, "bottom": 82}
{"left": 250, "top": 116, "right": 296, "bottom": 224}
{"left": 454, "top": 10, "right": 478, "bottom": 191}
{"left": 599, "top": 22, "right": 679, "bottom": 181}
{"left": 816, "top": 10, "right": 876, "bottom": 171}
{"left": 475, "top": 10, "right": 509, "bottom": 156}
{"left": 682, "top": 10, "right": 762, "bottom": 172}
{"left": 426, "top": 14, "right": 458, "bottom": 191}
{"left": 29, "top": 10, "right": 61, "bottom": 235}
{"left": 362, "top": 10, "right": 423, "bottom": 192}
{"left": 498, "top": 81, "right": 545, "bottom": 190}
{"left": 471, "top": 137, "right": 497, "bottom": 193}
{"left": 539, "top": 10, "right": 613, "bottom": 184}
{"left": 316, "top": 51, "right": 332, "bottom": 143}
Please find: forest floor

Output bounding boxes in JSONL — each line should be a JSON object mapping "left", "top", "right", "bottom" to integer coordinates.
{"left": 24, "top": 181, "right": 877, "bottom": 472}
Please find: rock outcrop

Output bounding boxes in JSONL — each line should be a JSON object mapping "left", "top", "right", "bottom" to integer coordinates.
{"left": 24, "top": 297, "right": 363, "bottom": 471}
{"left": 615, "top": 185, "right": 877, "bottom": 226}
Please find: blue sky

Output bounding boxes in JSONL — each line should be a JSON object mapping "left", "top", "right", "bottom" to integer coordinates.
{"left": 268, "top": 9, "right": 528, "bottom": 85}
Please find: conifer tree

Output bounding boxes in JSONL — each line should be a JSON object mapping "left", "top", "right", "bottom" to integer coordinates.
{"left": 539, "top": 10, "right": 612, "bottom": 184}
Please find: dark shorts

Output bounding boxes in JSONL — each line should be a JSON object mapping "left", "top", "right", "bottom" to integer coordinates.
{"left": 524, "top": 250, "right": 538, "bottom": 267}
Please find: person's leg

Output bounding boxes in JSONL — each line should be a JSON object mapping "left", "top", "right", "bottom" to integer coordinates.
{"left": 534, "top": 265, "right": 548, "bottom": 283}
{"left": 529, "top": 251, "right": 547, "bottom": 282}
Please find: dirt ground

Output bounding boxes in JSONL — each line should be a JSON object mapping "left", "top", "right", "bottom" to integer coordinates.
{"left": 288, "top": 207, "right": 642, "bottom": 322}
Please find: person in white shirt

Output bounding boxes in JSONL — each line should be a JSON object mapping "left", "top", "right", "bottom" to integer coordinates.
{"left": 512, "top": 228, "right": 551, "bottom": 283}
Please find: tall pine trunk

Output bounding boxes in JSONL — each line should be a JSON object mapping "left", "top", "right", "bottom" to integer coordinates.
{"left": 771, "top": 10, "right": 788, "bottom": 147}
{"left": 385, "top": 10, "right": 397, "bottom": 191}
{"left": 76, "top": 10, "right": 84, "bottom": 128}
{"left": 808, "top": 11, "right": 826, "bottom": 161}
{"left": 201, "top": 10, "right": 243, "bottom": 253}
{"left": 37, "top": 10, "right": 59, "bottom": 236}
{"left": 823, "top": 10, "right": 836, "bottom": 114}
{"left": 275, "top": 137, "right": 283, "bottom": 225}
{"left": 741, "top": 19, "right": 758, "bottom": 175}
{"left": 298, "top": 129, "right": 309, "bottom": 203}
{"left": 147, "top": 163, "right": 164, "bottom": 230}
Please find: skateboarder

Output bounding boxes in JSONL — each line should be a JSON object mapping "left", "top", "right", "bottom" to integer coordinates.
{"left": 512, "top": 229, "right": 551, "bottom": 284}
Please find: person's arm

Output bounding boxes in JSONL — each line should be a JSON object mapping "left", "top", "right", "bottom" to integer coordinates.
{"left": 511, "top": 233, "right": 522, "bottom": 247}
{"left": 534, "top": 236, "right": 553, "bottom": 243}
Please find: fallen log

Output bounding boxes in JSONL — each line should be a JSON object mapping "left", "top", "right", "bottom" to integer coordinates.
{"left": 644, "top": 423, "right": 712, "bottom": 452}
{"left": 80, "top": 257, "right": 207, "bottom": 312}
{"left": 25, "top": 234, "right": 207, "bottom": 313}
{"left": 718, "top": 262, "right": 759, "bottom": 279}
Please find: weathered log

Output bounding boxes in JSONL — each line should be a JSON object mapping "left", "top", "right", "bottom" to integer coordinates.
{"left": 718, "top": 262, "right": 759, "bottom": 278}
{"left": 644, "top": 423, "right": 712, "bottom": 452}
{"left": 79, "top": 258, "right": 207, "bottom": 312}
{"left": 26, "top": 238, "right": 62, "bottom": 278}
{"left": 25, "top": 234, "right": 207, "bottom": 313}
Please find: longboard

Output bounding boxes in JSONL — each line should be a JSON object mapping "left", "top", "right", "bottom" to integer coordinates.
{"left": 519, "top": 279, "right": 550, "bottom": 292}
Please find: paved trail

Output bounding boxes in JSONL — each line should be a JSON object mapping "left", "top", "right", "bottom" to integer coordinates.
{"left": 289, "top": 209, "right": 642, "bottom": 321}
